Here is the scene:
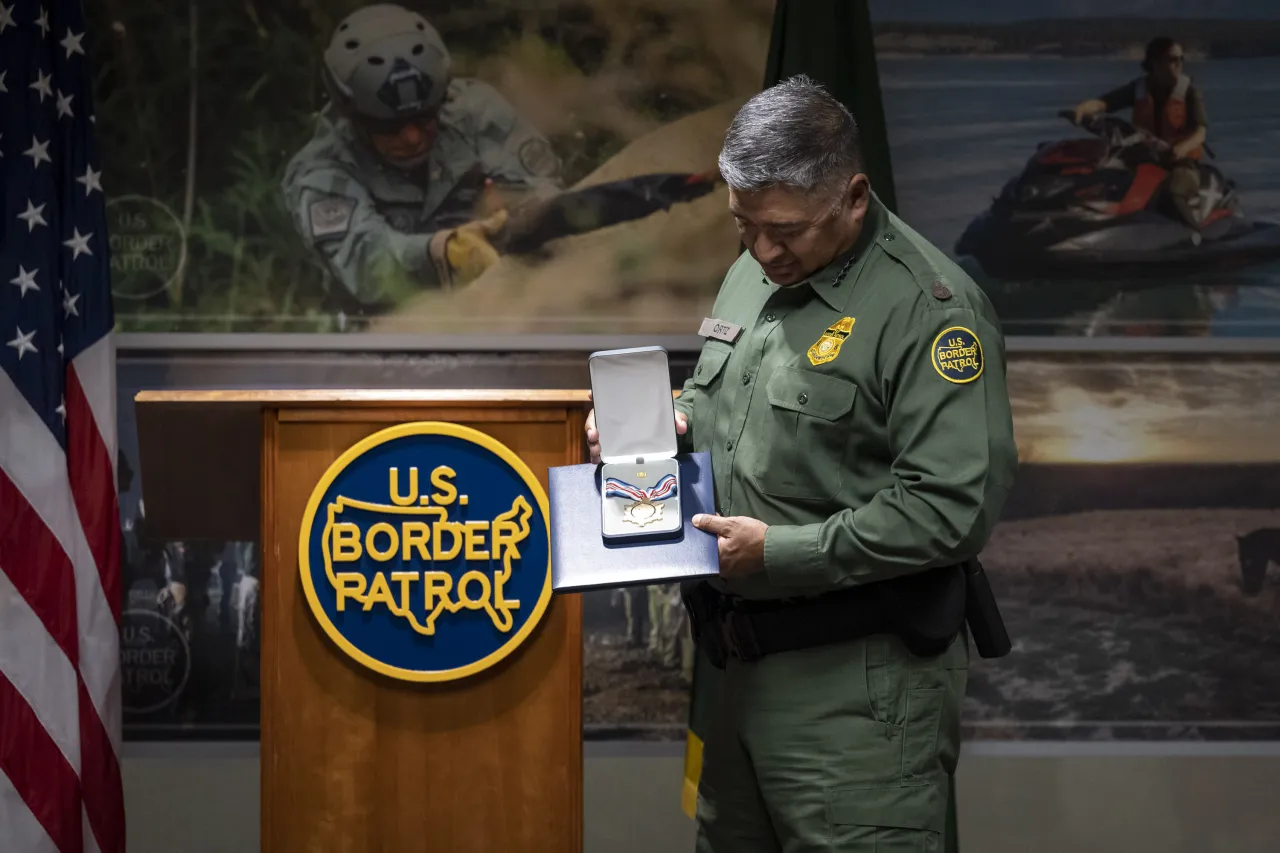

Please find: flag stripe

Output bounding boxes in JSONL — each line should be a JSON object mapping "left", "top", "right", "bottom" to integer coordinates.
{"left": 69, "top": 336, "right": 117, "bottom": 483}
{"left": 0, "top": 564, "right": 82, "bottom": 773}
{"left": 77, "top": 680, "right": 124, "bottom": 853}
{"left": 0, "top": 672, "right": 84, "bottom": 853}
{"left": 0, "top": 467, "right": 82, "bottom": 662}
{"left": 65, "top": 361, "right": 122, "bottom": 624}
{"left": 0, "top": 373, "right": 120, "bottom": 755}
{"left": 0, "top": 768, "right": 61, "bottom": 853}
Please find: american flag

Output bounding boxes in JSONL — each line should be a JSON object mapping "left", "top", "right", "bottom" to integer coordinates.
{"left": 1, "top": 1, "right": 126, "bottom": 852}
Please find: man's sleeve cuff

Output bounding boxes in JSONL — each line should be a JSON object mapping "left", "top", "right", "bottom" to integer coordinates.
{"left": 763, "top": 524, "right": 827, "bottom": 587}
{"left": 387, "top": 230, "right": 438, "bottom": 278}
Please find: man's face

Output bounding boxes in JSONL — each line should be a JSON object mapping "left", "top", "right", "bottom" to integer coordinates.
{"left": 368, "top": 114, "right": 439, "bottom": 170}
{"left": 1150, "top": 44, "right": 1185, "bottom": 86}
{"left": 730, "top": 177, "right": 868, "bottom": 286}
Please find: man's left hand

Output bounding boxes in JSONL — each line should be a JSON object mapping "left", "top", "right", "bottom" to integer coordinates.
{"left": 692, "top": 513, "right": 767, "bottom": 577}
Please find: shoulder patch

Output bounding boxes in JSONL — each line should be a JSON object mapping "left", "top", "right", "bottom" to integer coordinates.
{"left": 518, "top": 137, "right": 561, "bottom": 178}
{"left": 308, "top": 195, "right": 355, "bottom": 240}
{"left": 931, "top": 326, "right": 983, "bottom": 384}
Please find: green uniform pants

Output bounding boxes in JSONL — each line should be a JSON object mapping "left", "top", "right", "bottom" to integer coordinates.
{"left": 694, "top": 631, "right": 968, "bottom": 853}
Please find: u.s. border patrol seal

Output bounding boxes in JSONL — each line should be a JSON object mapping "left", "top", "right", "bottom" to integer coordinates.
{"left": 931, "top": 326, "right": 984, "bottom": 384}
{"left": 297, "top": 422, "right": 553, "bottom": 683}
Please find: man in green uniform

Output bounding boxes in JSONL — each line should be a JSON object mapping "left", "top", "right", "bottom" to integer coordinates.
{"left": 589, "top": 75, "right": 1017, "bottom": 851}
{"left": 281, "top": 4, "right": 564, "bottom": 314}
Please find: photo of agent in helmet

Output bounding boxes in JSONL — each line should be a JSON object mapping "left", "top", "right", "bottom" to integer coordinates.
{"left": 281, "top": 3, "right": 565, "bottom": 313}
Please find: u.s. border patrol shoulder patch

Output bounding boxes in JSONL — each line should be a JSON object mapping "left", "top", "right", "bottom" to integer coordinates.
{"left": 518, "top": 137, "right": 561, "bottom": 178}
{"left": 931, "top": 326, "right": 984, "bottom": 384}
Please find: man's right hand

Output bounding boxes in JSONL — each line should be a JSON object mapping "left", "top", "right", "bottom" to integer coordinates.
{"left": 585, "top": 407, "right": 688, "bottom": 464}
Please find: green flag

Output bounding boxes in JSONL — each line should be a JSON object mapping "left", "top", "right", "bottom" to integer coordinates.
{"left": 680, "top": 0, "right": 901, "bottom": 822}
{"left": 762, "top": 0, "right": 898, "bottom": 212}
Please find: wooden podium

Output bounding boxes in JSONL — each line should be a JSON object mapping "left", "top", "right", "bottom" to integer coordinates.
{"left": 134, "top": 390, "right": 590, "bottom": 852}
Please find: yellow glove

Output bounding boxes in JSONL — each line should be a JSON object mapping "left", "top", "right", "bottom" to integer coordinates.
{"left": 430, "top": 209, "right": 509, "bottom": 288}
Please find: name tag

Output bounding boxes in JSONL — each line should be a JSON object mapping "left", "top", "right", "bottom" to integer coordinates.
{"left": 698, "top": 317, "right": 742, "bottom": 343}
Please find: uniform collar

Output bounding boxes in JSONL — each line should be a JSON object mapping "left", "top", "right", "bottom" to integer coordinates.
{"left": 803, "top": 191, "right": 889, "bottom": 310}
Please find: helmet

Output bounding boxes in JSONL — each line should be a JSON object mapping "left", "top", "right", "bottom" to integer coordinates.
{"left": 322, "top": 4, "right": 451, "bottom": 125}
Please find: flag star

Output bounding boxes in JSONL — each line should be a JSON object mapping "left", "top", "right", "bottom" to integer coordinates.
{"left": 57, "top": 338, "right": 64, "bottom": 356}
{"left": 0, "top": 70, "right": 7, "bottom": 93}
{"left": 56, "top": 89, "right": 73, "bottom": 119}
{"left": 77, "top": 165, "right": 102, "bottom": 195}
{"left": 60, "top": 28, "right": 85, "bottom": 58}
{"left": 30, "top": 69, "right": 52, "bottom": 102}
{"left": 6, "top": 327, "right": 37, "bottom": 361}
{"left": 0, "top": 4, "right": 14, "bottom": 35}
{"left": 56, "top": 397, "right": 66, "bottom": 422}
{"left": 63, "top": 290, "right": 80, "bottom": 318}
{"left": 24, "top": 135, "right": 51, "bottom": 168}
{"left": 35, "top": 7, "right": 49, "bottom": 37}
{"left": 64, "top": 227, "right": 93, "bottom": 259}
{"left": 10, "top": 265, "right": 39, "bottom": 297}
{"left": 17, "top": 199, "right": 47, "bottom": 232}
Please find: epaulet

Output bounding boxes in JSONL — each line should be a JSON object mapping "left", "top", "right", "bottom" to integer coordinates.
{"left": 874, "top": 214, "right": 975, "bottom": 310}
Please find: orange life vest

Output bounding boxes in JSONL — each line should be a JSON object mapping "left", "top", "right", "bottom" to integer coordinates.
{"left": 1131, "top": 74, "right": 1203, "bottom": 159}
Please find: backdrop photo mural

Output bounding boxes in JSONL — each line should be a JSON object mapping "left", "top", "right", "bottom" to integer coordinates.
{"left": 868, "top": 0, "right": 1280, "bottom": 337}
{"left": 88, "top": 0, "right": 774, "bottom": 335}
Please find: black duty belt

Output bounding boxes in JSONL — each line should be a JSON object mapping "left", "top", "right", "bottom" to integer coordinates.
{"left": 682, "top": 559, "right": 1011, "bottom": 668}
{"left": 680, "top": 566, "right": 962, "bottom": 667}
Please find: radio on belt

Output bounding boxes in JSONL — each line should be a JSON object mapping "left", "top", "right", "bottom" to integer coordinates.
{"left": 588, "top": 346, "right": 684, "bottom": 542}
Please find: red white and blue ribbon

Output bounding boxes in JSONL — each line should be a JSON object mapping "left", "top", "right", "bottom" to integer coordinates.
{"left": 604, "top": 473, "right": 678, "bottom": 503}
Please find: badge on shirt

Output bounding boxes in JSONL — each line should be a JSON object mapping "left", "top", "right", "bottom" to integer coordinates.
{"left": 806, "top": 317, "right": 855, "bottom": 366}
{"left": 699, "top": 317, "right": 742, "bottom": 343}
{"left": 308, "top": 195, "right": 355, "bottom": 240}
{"left": 931, "top": 326, "right": 984, "bottom": 384}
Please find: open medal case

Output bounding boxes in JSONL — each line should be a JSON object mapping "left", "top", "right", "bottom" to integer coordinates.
{"left": 588, "top": 346, "right": 683, "bottom": 542}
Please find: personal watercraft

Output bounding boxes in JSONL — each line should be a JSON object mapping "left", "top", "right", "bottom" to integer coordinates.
{"left": 954, "top": 111, "right": 1280, "bottom": 281}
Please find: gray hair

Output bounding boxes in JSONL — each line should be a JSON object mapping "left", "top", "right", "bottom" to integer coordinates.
{"left": 717, "top": 75, "right": 864, "bottom": 197}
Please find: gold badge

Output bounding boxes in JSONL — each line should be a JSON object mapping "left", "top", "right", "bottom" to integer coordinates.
{"left": 806, "top": 317, "right": 855, "bottom": 366}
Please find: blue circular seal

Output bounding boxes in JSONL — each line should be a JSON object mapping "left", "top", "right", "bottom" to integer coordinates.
{"left": 298, "top": 422, "right": 552, "bottom": 683}
{"left": 931, "top": 326, "right": 984, "bottom": 384}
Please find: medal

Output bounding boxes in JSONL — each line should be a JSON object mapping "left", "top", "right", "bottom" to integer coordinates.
{"left": 604, "top": 473, "right": 678, "bottom": 528}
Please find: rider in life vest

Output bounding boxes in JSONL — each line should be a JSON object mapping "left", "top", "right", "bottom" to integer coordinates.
{"left": 1070, "top": 37, "right": 1209, "bottom": 228}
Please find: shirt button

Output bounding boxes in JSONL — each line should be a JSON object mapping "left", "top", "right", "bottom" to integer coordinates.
{"left": 741, "top": 371, "right": 750, "bottom": 385}
{"left": 883, "top": 233, "right": 895, "bottom": 242}
{"left": 696, "top": 365, "right": 702, "bottom": 375}
{"left": 765, "top": 312, "right": 776, "bottom": 322}
{"left": 797, "top": 392, "right": 808, "bottom": 405}
{"left": 726, "top": 440, "right": 734, "bottom": 451}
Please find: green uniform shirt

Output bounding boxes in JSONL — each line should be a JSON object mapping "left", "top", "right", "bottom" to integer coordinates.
{"left": 674, "top": 194, "right": 1018, "bottom": 601}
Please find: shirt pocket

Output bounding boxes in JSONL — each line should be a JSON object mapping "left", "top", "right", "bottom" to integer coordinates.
{"left": 690, "top": 342, "right": 733, "bottom": 442}
{"left": 751, "top": 366, "right": 857, "bottom": 502}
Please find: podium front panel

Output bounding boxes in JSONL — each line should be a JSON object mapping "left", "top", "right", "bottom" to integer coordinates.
{"left": 260, "top": 400, "right": 585, "bottom": 853}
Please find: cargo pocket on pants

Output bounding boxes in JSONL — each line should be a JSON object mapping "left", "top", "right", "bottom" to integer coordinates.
{"left": 826, "top": 782, "right": 945, "bottom": 853}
